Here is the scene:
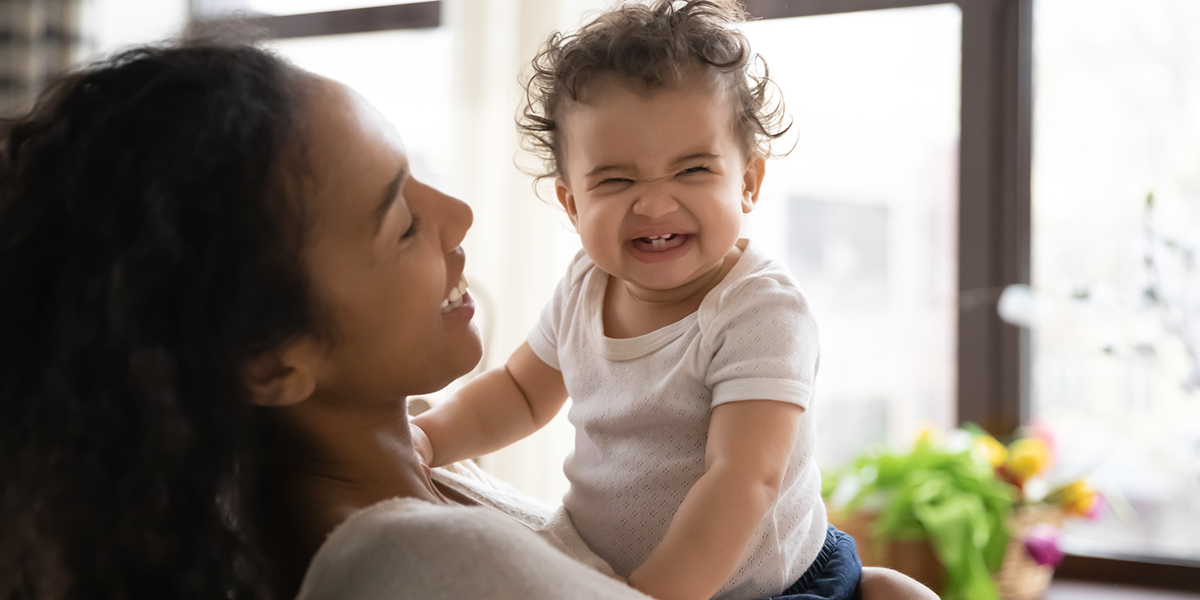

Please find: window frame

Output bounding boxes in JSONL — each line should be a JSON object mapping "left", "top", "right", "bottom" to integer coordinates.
{"left": 747, "top": 0, "right": 1034, "bottom": 440}
{"left": 190, "top": 1, "right": 441, "bottom": 37}
{"left": 190, "top": 0, "right": 1200, "bottom": 589}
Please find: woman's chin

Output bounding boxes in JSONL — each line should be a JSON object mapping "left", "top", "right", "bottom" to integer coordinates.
{"left": 460, "top": 323, "right": 484, "bottom": 373}
{"left": 417, "top": 325, "right": 483, "bottom": 395}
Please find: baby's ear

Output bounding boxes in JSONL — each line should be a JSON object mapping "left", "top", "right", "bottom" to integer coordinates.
{"left": 741, "top": 156, "right": 766, "bottom": 214}
{"left": 555, "top": 177, "right": 580, "bottom": 228}
{"left": 243, "top": 337, "right": 321, "bottom": 407}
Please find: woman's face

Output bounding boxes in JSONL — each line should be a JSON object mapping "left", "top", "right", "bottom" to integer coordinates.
{"left": 298, "top": 78, "right": 480, "bottom": 401}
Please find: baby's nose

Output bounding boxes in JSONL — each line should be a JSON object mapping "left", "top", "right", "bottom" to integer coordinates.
{"left": 631, "top": 183, "right": 679, "bottom": 219}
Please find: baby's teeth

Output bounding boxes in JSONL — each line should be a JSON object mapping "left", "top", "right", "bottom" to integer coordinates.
{"left": 651, "top": 237, "right": 666, "bottom": 249}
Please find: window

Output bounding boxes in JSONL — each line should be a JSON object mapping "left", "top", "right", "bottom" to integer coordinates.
{"left": 738, "top": 5, "right": 962, "bottom": 466}
{"left": 1031, "top": 0, "right": 1200, "bottom": 565}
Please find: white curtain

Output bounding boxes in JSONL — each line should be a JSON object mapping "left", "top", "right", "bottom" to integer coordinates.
{"left": 443, "top": 0, "right": 607, "bottom": 502}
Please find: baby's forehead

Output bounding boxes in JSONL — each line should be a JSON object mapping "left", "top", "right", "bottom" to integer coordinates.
{"left": 569, "top": 66, "right": 728, "bottom": 101}
{"left": 556, "top": 78, "right": 750, "bottom": 171}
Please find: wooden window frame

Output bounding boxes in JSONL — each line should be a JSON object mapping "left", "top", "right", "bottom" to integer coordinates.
{"left": 190, "top": 1, "right": 441, "bottom": 38}
{"left": 190, "top": 0, "right": 1200, "bottom": 590}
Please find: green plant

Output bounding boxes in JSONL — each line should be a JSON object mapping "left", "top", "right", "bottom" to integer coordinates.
{"left": 824, "top": 433, "right": 1013, "bottom": 600}
{"left": 825, "top": 425, "right": 1107, "bottom": 599}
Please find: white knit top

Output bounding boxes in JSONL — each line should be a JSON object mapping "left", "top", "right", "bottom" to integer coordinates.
{"left": 297, "top": 461, "right": 654, "bottom": 600}
{"left": 528, "top": 240, "right": 827, "bottom": 600}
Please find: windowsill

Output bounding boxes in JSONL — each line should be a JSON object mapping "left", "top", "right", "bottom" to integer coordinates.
{"left": 1054, "top": 552, "right": 1200, "bottom": 593}
{"left": 1047, "top": 581, "right": 1200, "bottom": 600}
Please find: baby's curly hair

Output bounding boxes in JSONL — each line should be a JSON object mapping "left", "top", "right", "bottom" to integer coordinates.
{"left": 519, "top": 0, "right": 789, "bottom": 180}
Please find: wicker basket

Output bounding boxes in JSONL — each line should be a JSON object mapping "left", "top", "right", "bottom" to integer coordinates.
{"left": 830, "top": 506, "right": 1064, "bottom": 600}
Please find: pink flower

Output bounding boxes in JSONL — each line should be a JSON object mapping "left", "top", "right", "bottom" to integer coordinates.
{"left": 1023, "top": 524, "right": 1064, "bottom": 567}
{"left": 1086, "top": 491, "right": 1107, "bottom": 520}
{"left": 1028, "top": 420, "right": 1057, "bottom": 464}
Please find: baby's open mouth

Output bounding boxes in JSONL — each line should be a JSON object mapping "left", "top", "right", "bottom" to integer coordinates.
{"left": 440, "top": 274, "right": 469, "bottom": 312}
{"left": 632, "top": 233, "right": 688, "bottom": 252}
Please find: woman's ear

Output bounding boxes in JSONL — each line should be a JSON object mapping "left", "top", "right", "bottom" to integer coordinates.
{"left": 556, "top": 177, "right": 580, "bottom": 229}
{"left": 244, "top": 338, "right": 322, "bottom": 407}
{"left": 741, "top": 156, "right": 766, "bottom": 214}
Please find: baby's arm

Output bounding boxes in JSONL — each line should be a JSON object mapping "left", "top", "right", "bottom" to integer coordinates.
{"left": 411, "top": 342, "right": 568, "bottom": 468}
{"left": 627, "top": 399, "right": 804, "bottom": 600}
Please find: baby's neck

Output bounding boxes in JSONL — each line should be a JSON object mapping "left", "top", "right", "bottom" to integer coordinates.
{"left": 602, "top": 242, "right": 744, "bottom": 339}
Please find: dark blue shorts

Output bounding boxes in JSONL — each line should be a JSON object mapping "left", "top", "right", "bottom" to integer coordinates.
{"left": 763, "top": 525, "right": 863, "bottom": 600}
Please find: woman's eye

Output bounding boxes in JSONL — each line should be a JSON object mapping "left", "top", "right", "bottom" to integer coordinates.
{"left": 400, "top": 215, "right": 420, "bottom": 241}
{"left": 601, "top": 177, "right": 633, "bottom": 185}
{"left": 680, "top": 166, "right": 710, "bottom": 175}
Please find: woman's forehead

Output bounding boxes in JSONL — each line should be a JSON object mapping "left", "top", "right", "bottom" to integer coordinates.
{"left": 302, "top": 77, "right": 408, "bottom": 233}
{"left": 306, "top": 76, "right": 406, "bottom": 155}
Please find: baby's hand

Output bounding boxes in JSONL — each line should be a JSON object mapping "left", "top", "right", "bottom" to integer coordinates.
{"left": 409, "top": 423, "right": 435, "bottom": 466}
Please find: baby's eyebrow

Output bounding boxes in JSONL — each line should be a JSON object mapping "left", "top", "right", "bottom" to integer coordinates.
{"left": 674, "top": 152, "right": 719, "bottom": 164}
{"left": 585, "top": 164, "right": 631, "bottom": 178}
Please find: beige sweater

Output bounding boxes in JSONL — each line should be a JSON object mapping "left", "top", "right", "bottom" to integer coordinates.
{"left": 296, "top": 461, "right": 654, "bottom": 600}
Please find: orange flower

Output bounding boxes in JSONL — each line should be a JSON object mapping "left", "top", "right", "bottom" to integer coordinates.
{"left": 974, "top": 434, "right": 1008, "bottom": 467}
{"left": 1005, "top": 438, "right": 1051, "bottom": 483}
{"left": 1060, "top": 480, "right": 1098, "bottom": 517}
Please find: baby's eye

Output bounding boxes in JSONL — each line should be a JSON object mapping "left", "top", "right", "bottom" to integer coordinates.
{"left": 679, "top": 166, "right": 710, "bottom": 175}
{"left": 600, "top": 177, "right": 633, "bottom": 185}
{"left": 399, "top": 215, "right": 420, "bottom": 242}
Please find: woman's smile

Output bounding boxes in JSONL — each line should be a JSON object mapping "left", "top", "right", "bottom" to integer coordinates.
{"left": 440, "top": 274, "right": 475, "bottom": 322}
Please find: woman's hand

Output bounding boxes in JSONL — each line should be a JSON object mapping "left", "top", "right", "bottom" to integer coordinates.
{"left": 409, "top": 423, "right": 435, "bottom": 467}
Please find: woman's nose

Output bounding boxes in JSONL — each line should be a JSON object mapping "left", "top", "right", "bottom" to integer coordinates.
{"left": 440, "top": 189, "right": 473, "bottom": 252}
{"left": 631, "top": 181, "right": 679, "bottom": 219}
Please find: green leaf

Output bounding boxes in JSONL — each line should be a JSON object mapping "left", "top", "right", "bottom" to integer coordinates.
{"left": 832, "top": 433, "right": 1013, "bottom": 600}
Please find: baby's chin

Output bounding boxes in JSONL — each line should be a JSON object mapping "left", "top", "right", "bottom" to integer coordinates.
{"left": 621, "top": 267, "right": 717, "bottom": 294}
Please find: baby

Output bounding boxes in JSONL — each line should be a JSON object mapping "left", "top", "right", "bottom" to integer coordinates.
{"left": 412, "top": 2, "right": 854, "bottom": 599}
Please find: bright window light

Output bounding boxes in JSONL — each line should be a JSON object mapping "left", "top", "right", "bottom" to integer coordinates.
{"left": 1032, "top": 0, "right": 1200, "bottom": 562}
{"left": 247, "top": 0, "right": 429, "bottom": 16}
{"left": 740, "top": 4, "right": 962, "bottom": 466}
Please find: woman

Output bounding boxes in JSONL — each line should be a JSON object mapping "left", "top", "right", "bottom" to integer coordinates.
{"left": 0, "top": 39, "right": 934, "bottom": 600}
{"left": 0, "top": 37, "right": 648, "bottom": 600}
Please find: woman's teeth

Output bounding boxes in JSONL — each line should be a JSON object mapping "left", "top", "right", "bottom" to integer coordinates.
{"left": 441, "top": 274, "right": 469, "bottom": 312}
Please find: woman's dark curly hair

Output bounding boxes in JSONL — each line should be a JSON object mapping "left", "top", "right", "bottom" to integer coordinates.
{"left": 0, "top": 41, "right": 320, "bottom": 599}
{"left": 518, "top": 0, "right": 790, "bottom": 181}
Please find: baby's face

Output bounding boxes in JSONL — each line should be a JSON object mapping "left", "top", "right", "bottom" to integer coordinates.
{"left": 555, "top": 74, "right": 764, "bottom": 296}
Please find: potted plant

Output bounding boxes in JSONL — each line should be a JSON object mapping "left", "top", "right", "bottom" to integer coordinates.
{"left": 823, "top": 425, "right": 1102, "bottom": 600}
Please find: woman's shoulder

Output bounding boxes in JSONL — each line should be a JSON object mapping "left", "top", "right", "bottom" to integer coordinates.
{"left": 297, "top": 497, "right": 652, "bottom": 600}
{"left": 315, "top": 495, "right": 531, "bottom": 557}
{"left": 433, "top": 460, "right": 558, "bottom": 527}
{"left": 295, "top": 498, "right": 524, "bottom": 598}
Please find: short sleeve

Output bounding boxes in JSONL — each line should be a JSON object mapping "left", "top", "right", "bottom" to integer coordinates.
{"left": 704, "top": 275, "right": 819, "bottom": 409}
{"left": 527, "top": 250, "right": 589, "bottom": 372}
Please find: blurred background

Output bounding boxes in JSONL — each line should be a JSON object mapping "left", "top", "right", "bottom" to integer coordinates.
{"left": 13, "top": 0, "right": 1197, "bottom": 594}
